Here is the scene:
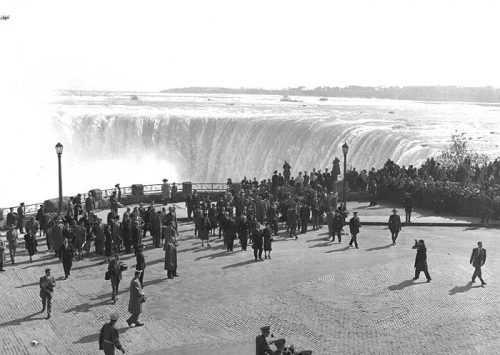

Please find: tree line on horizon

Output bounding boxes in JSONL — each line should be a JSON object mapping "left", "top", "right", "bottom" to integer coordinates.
{"left": 161, "top": 86, "right": 500, "bottom": 104}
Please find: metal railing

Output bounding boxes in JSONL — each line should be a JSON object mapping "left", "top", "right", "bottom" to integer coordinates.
{"left": 0, "top": 182, "right": 227, "bottom": 219}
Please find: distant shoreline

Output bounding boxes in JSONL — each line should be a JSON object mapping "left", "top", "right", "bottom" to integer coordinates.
{"left": 160, "top": 86, "right": 500, "bottom": 104}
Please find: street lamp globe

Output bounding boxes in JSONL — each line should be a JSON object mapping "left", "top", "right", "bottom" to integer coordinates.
{"left": 55, "top": 142, "right": 63, "bottom": 155}
{"left": 342, "top": 142, "right": 349, "bottom": 156}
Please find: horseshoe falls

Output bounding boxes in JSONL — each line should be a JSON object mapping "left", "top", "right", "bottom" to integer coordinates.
{"left": 2, "top": 91, "right": 500, "bottom": 206}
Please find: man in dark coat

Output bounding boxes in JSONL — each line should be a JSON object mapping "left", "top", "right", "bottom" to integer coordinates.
{"left": 348, "top": 211, "right": 361, "bottom": 248}
{"left": 6, "top": 208, "right": 18, "bottom": 231}
{"left": 403, "top": 193, "right": 414, "bottom": 223}
{"left": 412, "top": 239, "right": 431, "bottom": 282}
{"left": 39, "top": 268, "right": 56, "bottom": 319}
{"left": 59, "top": 238, "right": 74, "bottom": 279}
{"left": 252, "top": 223, "right": 264, "bottom": 262}
{"left": 470, "top": 241, "right": 487, "bottom": 285}
{"left": 99, "top": 313, "right": 125, "bottom": 354}
{"left": 225, "top": 216, "right": 237, "bottom": 252}
{"left": 108, "top": 254, "right": 126, "bottom": 303}
{"left": 135, "top": 244, "right": 146, "bottom": 288}
{"left": 299, "top": 204, "right": 310, "bottom": 234}
{"left": 237, "top": 215, "right": 250, "bottom": 251}
{"left": 331, "top": 210, "right": 344, "bottom": 243}
{"left": 256, "top": 325, "right": 273, "bottom": 355}
{"left": 388, "top": 209, "right": 402, "bottom": 246}
{"left": 17, "top": 203, "right": 25, "bottom": 233}
{"left": 85, "top": 193, "right": 96, "bottom": 214}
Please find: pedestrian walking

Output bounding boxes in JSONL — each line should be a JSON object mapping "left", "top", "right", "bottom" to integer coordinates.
{"left": 388, "top": 209, "right": 402, "bottom": 245}
{"left": 135, "top": 244, "right": 146, "bottom": 288}
{"left": 263, "top": 223, "right": 273, "bottom": 259}
{"left": 24, "top": 231, "right": 38, "bottom": 262}
{"left": 39, "top": 268, "right": 55, "bottom": 319}
{"left": 348, "top": 211, "right": 361, "bottom": 249}
{"left": 99, "top": 312, "right": 125, "bottom": 354}
{"left": 6, "top": 224, "right": 18, "bottom": 264}
{"left": 470, "top": 241, "right": 487, "bottom": 286}
{"left": 331, "top": 210, "right": 343, "bottom": 243}
{"left": 252, "top": 223, "right": 263, "bottom": 262}
{"left": 412, "top": 239, "right": 431, "bottom": 282}
{"left": 163, "top": 222, "right": 178, "bottom": 278}
{"left": 198, "top": 213, "right": 211, "bottom": 247}
{"left": 59, "top": 238, "right": 75, "bottom": 279}
{"left": 108, "top": 254, "right": 127, "bottom": 303}
{"left": 127, "top": 270, "right": 145, "bottom": 327}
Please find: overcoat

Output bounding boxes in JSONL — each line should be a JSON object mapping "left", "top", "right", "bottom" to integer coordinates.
{"left": 128, "top": 277, "right": 144, "bottom": 315}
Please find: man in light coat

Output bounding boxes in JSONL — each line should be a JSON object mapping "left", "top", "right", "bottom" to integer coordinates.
{"left": 127, "top": 270, "right": 145, "bottom": 327}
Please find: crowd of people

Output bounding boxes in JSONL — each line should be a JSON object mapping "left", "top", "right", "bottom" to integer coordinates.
{"left": 0, "top": 157, "right": 496, "bottom": 354}
{"left": 346, "top": 157, "right": 500, "bottom": 222}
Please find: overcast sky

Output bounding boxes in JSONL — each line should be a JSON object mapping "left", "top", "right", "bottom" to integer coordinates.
{"left": 2, "top": 0, "right": 500, "bottom": 92}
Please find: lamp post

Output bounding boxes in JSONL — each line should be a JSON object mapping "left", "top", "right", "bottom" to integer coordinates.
{"left": 342, "top": 142, "right": 349, "bottom": 208}
{"left": 55, "top": 143, "right": 63, "bottom": 213}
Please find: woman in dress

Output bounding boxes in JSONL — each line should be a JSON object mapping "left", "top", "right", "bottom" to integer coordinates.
{"left": 198, "top": 213, "right": 211, "bottom": 247}
{"left": 263, "top": 223, "right": 273, "bottom": 259}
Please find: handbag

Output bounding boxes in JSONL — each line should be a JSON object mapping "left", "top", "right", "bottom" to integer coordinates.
{"left": 141, "top": 295, "right": 147, "bottom": 303}
{"left": 104, "top": 270, "right": 111, "bottom": 280}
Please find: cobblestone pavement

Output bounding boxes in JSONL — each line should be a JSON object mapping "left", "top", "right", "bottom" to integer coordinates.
{"left": 0, "top": 203, "right": 498, "bottom": 354}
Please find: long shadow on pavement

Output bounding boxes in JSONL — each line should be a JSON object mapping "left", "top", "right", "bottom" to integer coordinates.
{"left": 449, "top": 281, "right": 482, "bottom": 295}
{"left": 325, "top": 246, "right": 351, "bottom": 253}
{"left": 15, "top": 280, "right": 40, "bottom": 289}
{"left": 21, "top": 258, "right": 61, "bottom": 270}
{"left": 0, "top": 311, "right": 45, "bottom": 327}
{"left": 366, "top": 244, "right": 393, "bottom": 252}
{"left": 309, "top": 242, "right": 332, "bottom": 248}
{"left": 222, "top": 259, "right": 257, "bottom": 269}
{"left": 388, "top": 279, "right": 426, "bottom": 291}
{"left": 74, "top": 326, "right": 132, "bottom": 344}
{"left": 195, "top": 250, "right": 233, "bottom": 261}
{"left": 306, "top": 237, "right": 330, "bottom": 243}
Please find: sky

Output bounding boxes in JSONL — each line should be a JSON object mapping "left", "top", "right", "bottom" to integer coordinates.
{"left": 1, "top": 0, "right": 500, "bottom": 92}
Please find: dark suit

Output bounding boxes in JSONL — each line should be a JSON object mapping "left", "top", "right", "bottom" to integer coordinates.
{"left": 413, "top": 245, "right": 431, "bottom": 281}
{"left": 470, "top": 247, "right": 486, "bottom": 284}
{"left": 39, "top": 275, "right": 55, "bottom": 315}
{"left": 256, "top": 334, "right": 272, "bottom": 355}
{"left": 349, "top": 216, "right": 361, "bottom": 248}
{"left": 388, "top": 214, "right": 402, "bottom": 244}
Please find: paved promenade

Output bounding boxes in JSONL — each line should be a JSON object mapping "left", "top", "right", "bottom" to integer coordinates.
{"left": 0, "top": 202, "right": 498, "bottom": 354}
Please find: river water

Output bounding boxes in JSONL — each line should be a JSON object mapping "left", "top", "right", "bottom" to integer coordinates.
{"left": 1, "top": 91, "right": 499, "bottom": 207}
